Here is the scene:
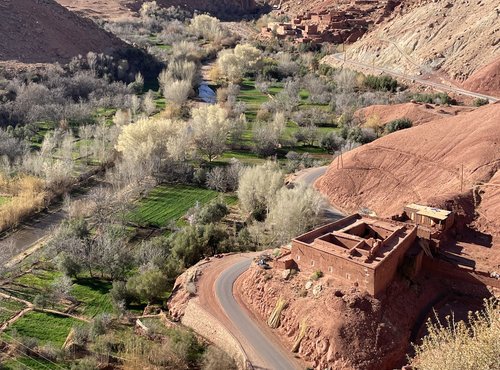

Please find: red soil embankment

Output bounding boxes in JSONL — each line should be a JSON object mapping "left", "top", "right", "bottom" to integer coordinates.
{"left": 463, "top": 58, "right": 500, "bottom": 98}
{"left": 236, "top": 262, "right": 494, "bottom": 370}
{"left": 0, "top": 0, "right": 126, "bottom": 64}
{"left": 355, "top": 102, "right": 475, "bottom": 127}
{"left": 318, "top": 103, "right": 500, "bottom": 238}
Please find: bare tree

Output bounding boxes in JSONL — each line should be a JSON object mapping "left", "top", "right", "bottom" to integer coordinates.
{"left": 335, "top": 69, "right": 358, "bottom": 93}
{"left": 253, "top": 112, "right": 286, "bottom": 156}
{"left": 79, "top": 125, "right": 95, "bottom": 163}
{"left": 143, "top": 91, "right": 157, "bottom": 116}
{"left": 163, "top": 80, "right": 192, "bottom": 106}
{"left": 190, "top": 105, "right": 230, "bottom": 162}
{"left": 267, "top": 183, "right": 325, "bottom": 245}
{"left": 237, "top": 161, "right": 284, "bottom": 217}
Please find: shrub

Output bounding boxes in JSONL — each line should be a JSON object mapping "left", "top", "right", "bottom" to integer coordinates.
{"left": 318, "top": 64, "right": 336, "bottom": 77}
{"left": 266, "top": 184, "right": 325, "bottom": 245}
{"left": 320, "top": 132, "right": 345, "bottom": 154}
{"left": 33, "top": 293, "right": 50, "bottom": 308}
{"left": 385, "top": 118, "right": 413, "bottom": 134}
{"left": 237, "top": 162, "right": 284, "bottom": 217}
{"left": 253, "top": 112, "right": 286, "bottom": 157}
{"left": 473, "top": 98, "right": 489, "bottom": 107}
{"left": 163, "top": 79, "right": 192, "bottom": 106}
{"left": 311, "top": 270, "right": 323, "bottom": 281}
{"left": 294, "top": 125, "right": 319, "bottom": 146}
{"left": 171, "top": 224, "right": 228, "bottom": 266}
{"left": 190, "top": 14, "right": 226, "bottom": 42}
{"left": 191, "top": 199, "right": 229, "bottom": 225}
{"left": 90, "top": 313, "right": 113, "bottom": 338}
{"left": 57, "top": 253, "right": 82, "bottom": 278}
{"left": 363, "top": 74, "right": 398, "bottom": 92}
{"left": 190, "top": 105, "right": 231, "bottom": 162}
{"left": 412, "top": 92, "right": 453, "bottom": 105}
{"left": 110, "top": 281, "right": 131, "bottom": 306}
{"left": 201, "top": 346, "right": 237, "bottom": 370}
{"left": 168, "top": 328, "right": 205, "bottom": 365}
{"left": 71, "top": 358, "right": 100, "bottom": 370}
{"left": 126, "top": 267, "right": 169, "bottom": 304}
{"left": 410, "top": 297, "right": 499, "bottom": 370}
{"left": 72, "top": 325, "right": 90, "bottom": 346}
{"left": 37, "top": 343, "right": 62, "bottom": 362}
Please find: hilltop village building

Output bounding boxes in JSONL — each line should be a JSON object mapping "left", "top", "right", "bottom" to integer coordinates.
{"left": 275, "top": 204, "right": 457, "bottom": 296}
{"left": 276, "top": 214, "right": 418, "bottom": 296}
{"left": 261, "top": 0, "right": 398, "bottom": 44}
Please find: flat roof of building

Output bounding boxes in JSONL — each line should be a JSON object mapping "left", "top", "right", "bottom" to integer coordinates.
{"left": 405, "top": 203, "right": 452, "bottom": 221}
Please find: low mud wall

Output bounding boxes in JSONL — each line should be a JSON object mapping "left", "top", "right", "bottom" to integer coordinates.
{"left": 423, "top": 256, "right": 500, "bottom": 289}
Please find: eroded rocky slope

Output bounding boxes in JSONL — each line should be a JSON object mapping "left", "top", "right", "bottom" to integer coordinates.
{"left": 342, "top": 0, "right": 500, "bottom": 95}
{"left": 236, "top": 263, "right": 491, "bottom": 370}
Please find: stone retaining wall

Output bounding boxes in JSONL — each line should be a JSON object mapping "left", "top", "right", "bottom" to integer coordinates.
{"left": 181, "top": 300, "right": 252, "bottom": 370}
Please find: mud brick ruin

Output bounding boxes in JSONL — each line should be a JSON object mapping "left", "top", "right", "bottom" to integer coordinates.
{"left": 276, "top": 214, "right": 418, "bottom": 296}
{"left": 261, "top": 0, "right": 400, "bottom": 44}
{"left": 275, "top": 204, "right": 500, "bottom": 296}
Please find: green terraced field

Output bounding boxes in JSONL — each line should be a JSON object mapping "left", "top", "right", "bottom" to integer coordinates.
{"left": 3, "top": 311, "right": 79, "bottom": 347}
{"left": 0, "top": 298, "right": 26, "bottom": 324}
{"left": 238, "top": 79, "right": 283, "bottom": 122}
{"left": 10, "top": 270, "right": 62, "bottom": 303}
{"left": 71, "top": 278, "right": 113, "bottom": 318}
{"left": 131, "top": 184, "right": 219, "bottom": 227}
{"left": 2, "top": 356, "right": 62, "bottom": 370}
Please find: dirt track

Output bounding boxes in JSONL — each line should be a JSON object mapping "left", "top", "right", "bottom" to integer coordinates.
{"left": 323, "top": 53, "right": 499, "bottom": 102}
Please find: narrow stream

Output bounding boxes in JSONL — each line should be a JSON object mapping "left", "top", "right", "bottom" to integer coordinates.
{"left": 198, "top": 82, "right": 216, "bottom": 104}
{"left": 198, "top": 60, "right": 217, "bottom": 104}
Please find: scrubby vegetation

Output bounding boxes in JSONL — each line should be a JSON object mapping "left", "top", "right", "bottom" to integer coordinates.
{"left": 473, "top": 98, "right": 489, "bottom": 107}
{"left": 363, "top": 74, "right": 399, "bottom": 92}
{"left": 385, "top": 118, "right": 413, "bottom": 134}
{"left": 412, "top": 92, "right": 454, "bottom": 105}
{"left": 410, "top": 298, "right": 499, "bottom": 370}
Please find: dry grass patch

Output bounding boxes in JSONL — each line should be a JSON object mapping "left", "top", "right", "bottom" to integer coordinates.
{"left": 0, "top": 175, "right": 47, "bottom": 231}
{"left": 410, "top": 297, "right": 499, "bottom": 370}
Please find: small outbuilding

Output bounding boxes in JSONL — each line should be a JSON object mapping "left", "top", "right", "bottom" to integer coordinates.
{"left": 403, "top": 204, "right": 454, "bottom": 231}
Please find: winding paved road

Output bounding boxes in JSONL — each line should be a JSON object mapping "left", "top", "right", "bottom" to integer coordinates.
{"left": 324, "top": 53, "right": 499, "bottom": 102}
{"left": 215, "top": 258, "right": 301, "bottom": 370}
{"left": 295, "top": 165, "right": 345, "bottom": 220}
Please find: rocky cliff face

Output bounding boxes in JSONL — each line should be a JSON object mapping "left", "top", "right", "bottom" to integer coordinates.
{"left": 339, "top": 0, "right": 500, "bottom": 94}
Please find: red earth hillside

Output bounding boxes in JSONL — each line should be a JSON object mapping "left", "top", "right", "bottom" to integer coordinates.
{"left": 0, "top": 0, "right": 126, "bottom": 64}
{"left": 317, "top": 103, "right": 500, "bottom": 236}
{"left": 463, "top": 57, "right": 500, "bottom": 98}
{"left": 355, "top": 102, "right": 475, "bottom": 127}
